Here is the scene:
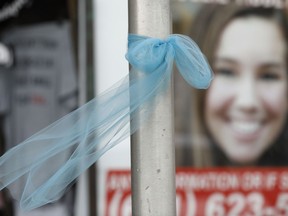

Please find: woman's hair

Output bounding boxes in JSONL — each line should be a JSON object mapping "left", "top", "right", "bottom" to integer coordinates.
{"left": 182, "top": 4, "right": 288, "bottom": 166}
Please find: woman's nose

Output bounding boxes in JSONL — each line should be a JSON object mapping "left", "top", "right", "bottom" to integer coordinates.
{"left": 234, "top": 75, "right": 259, "bottom": 112}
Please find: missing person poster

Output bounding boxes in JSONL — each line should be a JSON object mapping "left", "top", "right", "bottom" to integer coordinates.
{"left": 104, "top": 1, "right": 288, "bottom": 215}
{"left": 172, "top": 0, "right": 288, "bottom": 215}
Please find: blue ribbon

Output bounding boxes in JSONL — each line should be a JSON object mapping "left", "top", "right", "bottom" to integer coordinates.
{"left": 0, "top": 34, "right": 213, "bottom": 210}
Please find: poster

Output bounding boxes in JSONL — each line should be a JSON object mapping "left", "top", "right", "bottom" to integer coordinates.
{"left": 105, "top": 1, "right": 288, "bottom": 215}
{"left": 172, "top": 0, "right": 288, "bottom": 214}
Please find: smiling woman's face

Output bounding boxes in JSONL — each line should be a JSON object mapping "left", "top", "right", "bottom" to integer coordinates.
{"left": 205, "top": 16, "right": 288, "bottom": 165}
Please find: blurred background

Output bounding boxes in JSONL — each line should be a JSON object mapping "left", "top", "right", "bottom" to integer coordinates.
{"left": 0, "top": 0, "right": 287, "bottom": 215}
{"left": 0, "top": 0, "right": 99, "bottom": 216}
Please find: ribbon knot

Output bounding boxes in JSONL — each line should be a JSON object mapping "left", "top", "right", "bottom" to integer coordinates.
{"left": 126, "top": 36, "right": 172, "bottom": 74}
{"left": 126, "top": 34, "right": 213, "bottom": 89}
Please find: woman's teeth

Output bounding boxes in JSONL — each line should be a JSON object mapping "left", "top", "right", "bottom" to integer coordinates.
{"left": 231, "top": 121, "right": 261, "bottom": 134}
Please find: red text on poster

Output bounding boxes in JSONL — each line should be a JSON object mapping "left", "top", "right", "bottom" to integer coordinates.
{"left": 105, "top": 168, "right": 288, "bottom": 216}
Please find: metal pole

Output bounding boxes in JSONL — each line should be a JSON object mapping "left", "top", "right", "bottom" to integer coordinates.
{"left": 76, "top": 0, "right": 90, "bottom": 216}
{"left": 129, "top": 1, "right": 176, "bottom": 216}
{"left": 78, "top": 0, "right": 87, "bottom": 105}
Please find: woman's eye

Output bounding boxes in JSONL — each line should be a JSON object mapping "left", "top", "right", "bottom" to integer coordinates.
{"left": 259, "top": 72, "right": 280, "bottom": 81}
{"left": 215, "top": 68, "right": 236, "bottom": 77}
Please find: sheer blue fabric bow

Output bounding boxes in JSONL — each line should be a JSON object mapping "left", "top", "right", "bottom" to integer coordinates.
{"left": 0, "top": 34, "right": 213, "bottom": 210}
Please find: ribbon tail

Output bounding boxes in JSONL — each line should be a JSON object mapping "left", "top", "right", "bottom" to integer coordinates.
{"left": 0, "top": 60, "right": 172, "bottom": 210}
